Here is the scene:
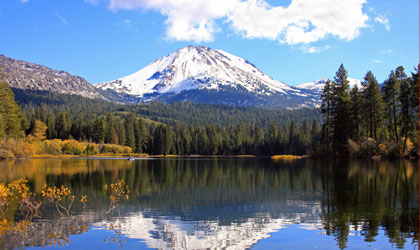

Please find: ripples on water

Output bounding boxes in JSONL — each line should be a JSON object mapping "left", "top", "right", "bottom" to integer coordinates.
{"left": 0, "top": 158, "right": 418, "bottom": 250}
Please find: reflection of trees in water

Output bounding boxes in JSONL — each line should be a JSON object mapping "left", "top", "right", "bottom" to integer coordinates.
{"left": 0, "top": 158, "right": 417, "bottom": 249}
{"left": 0, "top": 215, "right": 92, "bottom": 250}
{"left": 319, "top": 159, "right": 418, "bottom": 249}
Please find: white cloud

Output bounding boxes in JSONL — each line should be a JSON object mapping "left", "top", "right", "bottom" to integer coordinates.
{"left": 55, "top": 11, "right": 68, "bottom": 24}
{"left": 229, "top": 0, "right": 368, "bottom": 45}
{"left": 372, "top": 59, "right": 383, "bottom": 63}
{"left": 301, "top": 45, "right": 330, "bottom": 54}
{"left": 374, "top": 15, "right": 390, "bottom": 31}
{"left": 19, "top": 0, "right": 28, "bottom": 3}
{"left": 95, "top": 0, "right": 369, "bottom": 44}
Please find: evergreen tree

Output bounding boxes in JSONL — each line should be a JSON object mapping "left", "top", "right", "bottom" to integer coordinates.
{"left": 105, "top": 113, "right": 118, "bottom": 144}
{"left": 310, "top": 120, "right": 321, "bottom": 150}
{"left": 382, "top": 70, "right": 400, "bottom": 143}
{"left": 197, "top": 126, "right": 208, "bottom": 155}
{"left": 207, "top": 124, "right": 219, "bottom": 155}
{"left": 55, "top": 112, "right": 71, "bottom": 139}
{"left": 124, "top": 113, "right": 136, "bottom": 151}
{"left": 117, "top": 120, "right": 126, "bottom": 146}
{"left": 397, "top": 66, "right": 412, "bottom": 153}
{"left": 410, "top": 66, "right": 419, "bottom": 115}
{"left": 362, "top": 71, "right": 384, "bottom": 139}
{"left": 266, "top": 122, "right": 279, "bottom": 155}
{"left": 0, "top": 73, "right": 25, "bottom": 138}
{"left": 93, "top": 118, "right": 106, "bottom": 143}
{"left": 135, "top": 118, "right": 148, "bottom": 153}
{"left": 164, "top": 125, "right": 174, "bottom": 155}
{"left": 350, "top": 85, "right": 362, "bottom": 141}
{"left": 321, "top": 80, "right": 334, "bottom": 147}
{"left": 46, "top": 113, "right": 56, "bottom": 139}
{"left": 331, "top": 64, "right": 352, "bottom": 152}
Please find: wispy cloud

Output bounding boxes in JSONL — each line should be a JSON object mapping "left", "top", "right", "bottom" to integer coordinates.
{"left": 88, "top": 0, "right": 369, "bottom": 45}
{"left": 55, "top": 11, "right": 68, "bottom": 24}
{"left": 374, "top": 15, "right": 390, "bottom": 31}
{"left": 84, "top": 0, "right": 100, "bottom": 4}
{"left": 379, "top": 49, "right": 392, "bottom": 54}
{"left": 300, "top": 45, "right": 330, "bottom": 54}
{"left": 19, "top": 0, "right": 28, "bottom": 3}
{"left": 372, "top": 59, "right": 383, "bottom": 63}
{"left": 123, "top": 19, "right": 131, "bottom": 28}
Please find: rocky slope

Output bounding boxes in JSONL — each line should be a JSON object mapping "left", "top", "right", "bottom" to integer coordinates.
{"left": 0, "top": 54, "right": 106, "bottom": 100}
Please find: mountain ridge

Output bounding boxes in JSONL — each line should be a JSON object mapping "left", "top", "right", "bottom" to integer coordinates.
{"left": 0, "top": 54, "right": 107, "bottom": 100}
{"left": 0, "top": 50, "right": 363, "bottom": 109}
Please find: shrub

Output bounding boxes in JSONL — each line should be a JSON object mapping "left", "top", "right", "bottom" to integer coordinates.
{"left": 100, "top": 144, "right": 132, "bottom": 154}
{"left": 61, "top": 140, "right": 82, "bottom": 155}
{"left": 83, "top": 144, "right": 97, "bottom": 155}
{"left": 42, "top": 140, "right": 63, "bottom": 155}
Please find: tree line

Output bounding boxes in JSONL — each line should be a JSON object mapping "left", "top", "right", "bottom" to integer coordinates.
{"left": 320, "top": 64, "right": 418, "bottom": 156}
{"left": 24, "top": 108, "right": 322, "bottom": 156}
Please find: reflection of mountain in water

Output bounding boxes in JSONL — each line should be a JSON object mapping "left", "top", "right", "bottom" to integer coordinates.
{"left": 97, "top": 206, "right": 323, "bottom": 250}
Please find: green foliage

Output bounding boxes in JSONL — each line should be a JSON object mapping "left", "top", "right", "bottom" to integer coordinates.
{"left": 0, "top": 70, "right": 25, "bottom": 139}
{"left": 61, "top": 140, "right": 82, "bottom": 155}
{"left": 362, "top": 71, "right": 384, "bottom": 139}
{"left": 83, "top": 144, "right": 97, "bottom": 155}
{"left": 319, "top": 64, "right": 418, "bottom": 157}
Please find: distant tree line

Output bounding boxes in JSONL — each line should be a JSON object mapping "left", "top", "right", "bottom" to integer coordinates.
{"left": 24, "top": 107, "right": 322, "bottom": 156}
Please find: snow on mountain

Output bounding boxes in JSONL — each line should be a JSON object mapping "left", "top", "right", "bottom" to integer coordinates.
{"left": 96, "top": 46, "right": 306, "bottom": 108}
{"left": 96, "top": 46, "right": 364, "bottom": 109}
{"left": 295, "top": 77, "right": 363, "bottom": 95}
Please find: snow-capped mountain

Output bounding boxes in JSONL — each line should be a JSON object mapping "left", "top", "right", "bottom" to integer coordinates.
{"left": 96, "top": 46, "right": 313, "bottom": 109}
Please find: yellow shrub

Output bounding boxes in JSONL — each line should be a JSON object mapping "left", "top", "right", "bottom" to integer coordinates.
{"left": 399, "top": 137, "right": 414, "bottom": 154}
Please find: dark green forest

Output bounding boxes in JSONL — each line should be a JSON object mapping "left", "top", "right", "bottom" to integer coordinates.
{"left": 1, "top": 64, "right": 419, "bottom": 157}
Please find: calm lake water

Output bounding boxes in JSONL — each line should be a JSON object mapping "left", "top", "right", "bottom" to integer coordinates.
{"left": 0, "top": 158, "right": 418, "bottom": 250}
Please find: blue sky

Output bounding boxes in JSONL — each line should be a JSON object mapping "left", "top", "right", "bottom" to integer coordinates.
{"left": 0, "top": 0, "right": 418, "bottom": 86}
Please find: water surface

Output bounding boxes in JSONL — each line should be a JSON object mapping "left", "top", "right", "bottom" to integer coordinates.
{"left": 0, "top": 158, "right": 418, "bottom": 250}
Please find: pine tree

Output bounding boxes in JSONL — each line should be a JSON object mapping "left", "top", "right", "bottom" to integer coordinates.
{"left": 310, "top": 120, "right": 321, "bottom": 150}
{"left": 266, "top": 122, "right": 279, "bottom": 155}
{"left": 0, "top": 72, "right": 25, "bottom": 138}
{"left": 207, "top": 124, "right": 219, "bottom": 155}
{"left": 331, "top": 64, "right": 352, "bottom": 152}
{"left": 117, "top": 120, "right": 126, "bottom": 146}
{"left": 164, "top": 125, "right": 174, "bottom": 155}
{"left": 135, "top": 118, "right": 148, "bottom": 153}
{"left": 124, "top": 113, "right": 136, "bottom": 151}
{"left": 382, "top": 70, "right": 400, "bottom": 143}
{"left": 362, "top": 71, "right": 384, "bottom": 139}
{"left": 46, "top": 113, "right": 56, "bottom": 139}
{"left": 93, "top": 118, "right": 106, "bottom": 143}
{"left": 321, "top": 80, "right": 334, "bottom": 147}
{"left": 105, "top": 113, "right": 118, "bottom": 144}
{"left": 397, "top": 66, "right": 412, "bottom": 153}
{"left": 349, "top": 85, "right": 362, "bottom": 141}
{"left": 55, "top": 112, "right": 71, "bottom": 140}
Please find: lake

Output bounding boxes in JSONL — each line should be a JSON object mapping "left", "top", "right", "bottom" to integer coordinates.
{"left": 0, "top": 158, "right": 418, "bottom": 250}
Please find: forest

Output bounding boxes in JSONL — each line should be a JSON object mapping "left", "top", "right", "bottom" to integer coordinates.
{"left": 0, "top": 64, "right": 418, "bottom": 158}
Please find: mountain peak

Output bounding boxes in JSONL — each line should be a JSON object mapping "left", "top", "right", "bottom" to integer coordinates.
{"left": 97, "top": 46, "right": 293, "bottom": 101}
